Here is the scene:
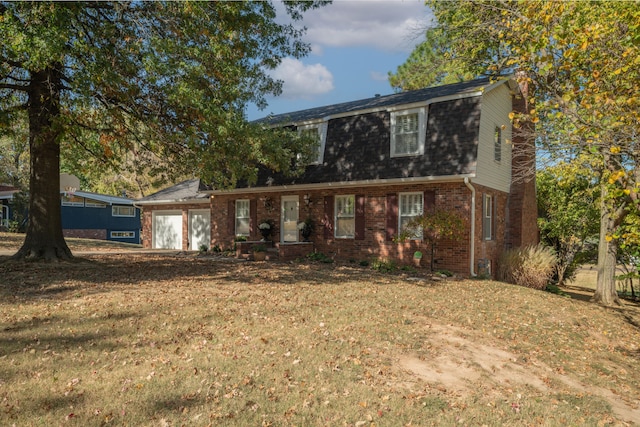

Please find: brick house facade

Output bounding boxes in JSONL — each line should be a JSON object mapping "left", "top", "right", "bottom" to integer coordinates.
{"left": 139, "top": 78, "right": 538, "bottom": 277}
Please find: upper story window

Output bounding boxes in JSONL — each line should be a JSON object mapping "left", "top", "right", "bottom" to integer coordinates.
{"left": 335, "top": 195, "right": 355, "bottom": 238}
{"left": 235, "top": 199, "right": 250, "bottom": 237}
{"left": 298, "top": 122, "right": 327, "bottom": 165}
{"left": 112, "top": 205, "right": 135, "bottom": 217}
{"left": 399, "top": 192, "right": 423, "bottom": 239}
{"left": 494, "top": 125, "right": 502, "bottom": 163}
{"left": 390, "top": 107, "right": 426, "bottom": 157}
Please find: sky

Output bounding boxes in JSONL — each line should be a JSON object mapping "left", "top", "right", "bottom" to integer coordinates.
{"left": 245, "top": 0, "right": 432, "bottom": 121}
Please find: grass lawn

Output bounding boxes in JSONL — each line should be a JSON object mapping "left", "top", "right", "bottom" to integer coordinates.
{"left": 1, "top": 233, "right": 640, "bottom": 426}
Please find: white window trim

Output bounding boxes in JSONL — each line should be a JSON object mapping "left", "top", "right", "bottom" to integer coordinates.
{"left": 390, "top": 107, "right": 427, "bottom": 158}
{"left": 399, "top": 192, "right": 424, "bottom": 240}
{"left": 110, "top": 231, "right": 136, "bottom": 239}
{"left": 483, "top": 194, "right": 493, "bottom": 241}
{"left": 112, "top": 205, "right": 135, "bottom": 217}
{"left": 235, "top": 199, "right": 250, "bottom": 237}
{"left": 494, "top": 125, "right": 502, "bottom": 163}
{"left": 334, "top": 194, "right": 355, "bottom": 239}
{"left": 298, "top": 122, "right": 327, "bottom": 165}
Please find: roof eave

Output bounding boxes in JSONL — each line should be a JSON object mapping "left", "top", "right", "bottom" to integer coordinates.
{"left": 207, "top": 174, "right": 477, "bottom": 195}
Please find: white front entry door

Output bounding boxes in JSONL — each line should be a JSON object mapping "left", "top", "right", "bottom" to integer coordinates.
{"left": 189, "top": 209, "right": 211, "bottom": 251}
{"left": 281, "top": 196, "right": 299, "bottom": 243}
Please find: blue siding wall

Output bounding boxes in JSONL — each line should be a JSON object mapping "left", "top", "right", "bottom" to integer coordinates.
{"left": 61, "top": 203, "right": 141, "bottom": 243}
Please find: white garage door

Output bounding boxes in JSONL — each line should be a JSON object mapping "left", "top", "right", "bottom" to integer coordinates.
{"left": 189, "top": 209, "right": 211, "bottom": 251}
{"left": 153, "top": 211, "right": 182, "bottom": 249}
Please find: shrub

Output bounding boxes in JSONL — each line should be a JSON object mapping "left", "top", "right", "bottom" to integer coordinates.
{"left": 306, "top": 251, "right": 333, "bottom": 263}
{"left": 498, "top": 245, "right": 558, "bottom": 290}
{"left": 371, "top": 258, "right": 397, "bottom": 273}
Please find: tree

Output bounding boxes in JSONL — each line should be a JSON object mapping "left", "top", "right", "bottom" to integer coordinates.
{"left": 400, "top": 1, "right": 639, "bottom": 305}
{"left": 0, "top": 1, "right": 326, "bottom": 261}
{"left": 537, "top": 158, "right": 599, "bottom": 285}
{"left": 396, "top": 209, "right": 466, "bottom": 272}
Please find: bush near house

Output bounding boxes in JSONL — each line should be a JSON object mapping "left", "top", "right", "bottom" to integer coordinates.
{"left": 498, "top": 244, "right": 558, "bottom": 290}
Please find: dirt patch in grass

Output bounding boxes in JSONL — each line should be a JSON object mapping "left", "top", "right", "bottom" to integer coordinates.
{"left": 2, "top": 251, "right": 640, "bottom": 426}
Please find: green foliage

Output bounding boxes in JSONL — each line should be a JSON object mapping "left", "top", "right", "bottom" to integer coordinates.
{"left": 305, "top": 251, "right": 333, "bottom": 264}
{"left": 396, "top": 209, "right": 466, "bottom": 271}
{"left": 498, "top": 245, "right": 558, "bottom": 290}
{"left": 420, "top": 0, "right": 639, "bottom": 303}
{"left": 198, "top": 244, "right": 209, "bottom": 254}
{"left": 252, "top": 244, "right": 267, "bottom": 253}
{"left": 537, "top": 158, "right": 600, "bottom": 284}
{"left": 371, "top": 258, "right": 397, "bottom": 273}
{"left": 388, "top": 27, "right": 478, "bottom": 91}
{"left": 0, "top": 1, "right": 329, "bottom": 258}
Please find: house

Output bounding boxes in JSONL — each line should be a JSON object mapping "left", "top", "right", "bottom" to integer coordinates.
{"left": 139, "top": 77, "right": 539, "bottom": 276}
{"left": 0, "top": 184, "right": 21, "bottom": 230}
{"left": 59, "top": 174, "right": 141, "bottom": 243}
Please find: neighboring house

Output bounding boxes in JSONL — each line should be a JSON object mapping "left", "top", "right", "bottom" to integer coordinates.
{"left": 137, "top": 179, "right": 212, "bottom": 250}
{"left": 0, "top": 184, "right": 21, "bottom": 229}
{"left": 61, "top": 190, "right": 141, "bottom": 243}
{"left": 139, "top": 78, "right": 538, "bottom": 276}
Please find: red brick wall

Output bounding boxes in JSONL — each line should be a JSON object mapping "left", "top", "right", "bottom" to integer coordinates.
{"left": 63, "top": 229, "right": 107, "bottom": 240}
{"left": 211, "top": 183, "right": 475, "bottom": 275}
{"left": 140, "top": 202, "right": 212, "bottom": 250}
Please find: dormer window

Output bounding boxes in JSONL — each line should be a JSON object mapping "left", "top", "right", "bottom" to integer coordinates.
{"left": 390, "top": 107, "right": 426, "bottom": 157}
{"left": 298, "top": 122, "right": 327, "bottom": 165}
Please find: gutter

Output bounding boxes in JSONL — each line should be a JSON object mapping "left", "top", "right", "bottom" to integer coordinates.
{"left": 207, "top": 174, "right": 475, "bottom": 195}
{"left": 464, "top": 177, "right": 477, "bottom": 277}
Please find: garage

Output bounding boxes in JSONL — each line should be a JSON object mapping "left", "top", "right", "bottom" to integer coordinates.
{"left": 152, "top": 211, "right": 183, "bottom": 249}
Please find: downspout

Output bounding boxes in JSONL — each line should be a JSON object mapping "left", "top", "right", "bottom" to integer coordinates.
{"left": 464, "top": 177, "right": 477, "bottom": 277}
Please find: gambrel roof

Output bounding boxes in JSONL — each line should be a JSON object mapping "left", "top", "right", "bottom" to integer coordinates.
{"left": 235, "top": 78, "right": 512, "bottom": 191}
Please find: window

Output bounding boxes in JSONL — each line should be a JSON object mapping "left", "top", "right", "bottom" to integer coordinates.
{"left": 112, "top": 205, "right": 135, "bottom": 217}
{"left": 110, "top": 231, "right": 135, "bottom": 239}
{"left": 399, "top": 192, "right": 423, "bottom": 239}
{"left": 494, "top": 125, "right": 502, "bottom": 162}
{"left": 298, "top": 123, "right": 327, "bottom": 164}
{"left": 335, "top": 195, "right": 355, "bottom": 238}
{"left": 483, "top": 194, "right": 493, "bottom": 240}
{"left": 61, "top": 195, "right": 84, "bottom": 207}
{"left": 235, "top": 199, "right": 250, "bottom": 237}
{"left": 390, "top": 108, "right": 426, "bottom": 157}
{"left": 86, "top": 199, "right": 106, "bottom": 208}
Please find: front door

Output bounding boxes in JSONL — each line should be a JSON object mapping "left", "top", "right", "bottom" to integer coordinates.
{"left": 281, "top": 196, "right": 299, "bottom": 243}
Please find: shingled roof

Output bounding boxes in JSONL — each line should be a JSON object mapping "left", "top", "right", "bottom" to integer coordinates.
{"left": 255, "top": 77, "right": 493, "bottom": 125}
{"left": 137, "top": 179, "right": 210, "bottom": 204}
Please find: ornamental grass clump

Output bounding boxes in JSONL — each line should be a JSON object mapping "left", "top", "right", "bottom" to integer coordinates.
{"left": 498, "top": 244, "right": 558, "bottom": 290}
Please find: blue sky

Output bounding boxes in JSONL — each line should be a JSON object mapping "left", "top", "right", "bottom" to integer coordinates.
{"left": 245, "top": 0, "right": 432, "bottom": 121}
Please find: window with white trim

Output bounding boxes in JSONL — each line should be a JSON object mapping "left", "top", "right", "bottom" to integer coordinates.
{"left": 483, "top": 194, "right": 493, "bottom": 240}
{"left": 335, "top": 195, "right": 355, "bottom": 238}
{"left": 298, "top": 123, "right": 327, "bottom": 165}
{"left": 112, "top": 205, "right": 135, "bottom": 217}
{"left": 399, "top": 192, "right": 423, "bottom": 239}
{"left": 110, "top": 231, "right": 135, "bottom": 239}
{"left": 390, "top": 108, "right": 426, "bottom": 157}
{"left": 494, "top": 125, "right": 502, "bottom": 162}
{"left": 235, "top": 199, "right": 250, "bottom": 237}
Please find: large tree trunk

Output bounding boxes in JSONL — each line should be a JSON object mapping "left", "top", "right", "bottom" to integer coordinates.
{"left": 592, "top": 196, "right": 620, "bottom": 305}
{"left": 13, "top": 66, "right": 73, "bottom": 262}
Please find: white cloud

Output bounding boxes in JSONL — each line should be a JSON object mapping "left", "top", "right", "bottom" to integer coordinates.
{"left": 302, "top": 0, "right": 430, "bottom": 53}
{"left": 270, "top": 58, "right": 334, "bottom": 100}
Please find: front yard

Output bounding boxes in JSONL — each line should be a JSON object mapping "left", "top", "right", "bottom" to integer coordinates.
{"left": 1, "top": 234, "right": 639, "bottom": 425}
